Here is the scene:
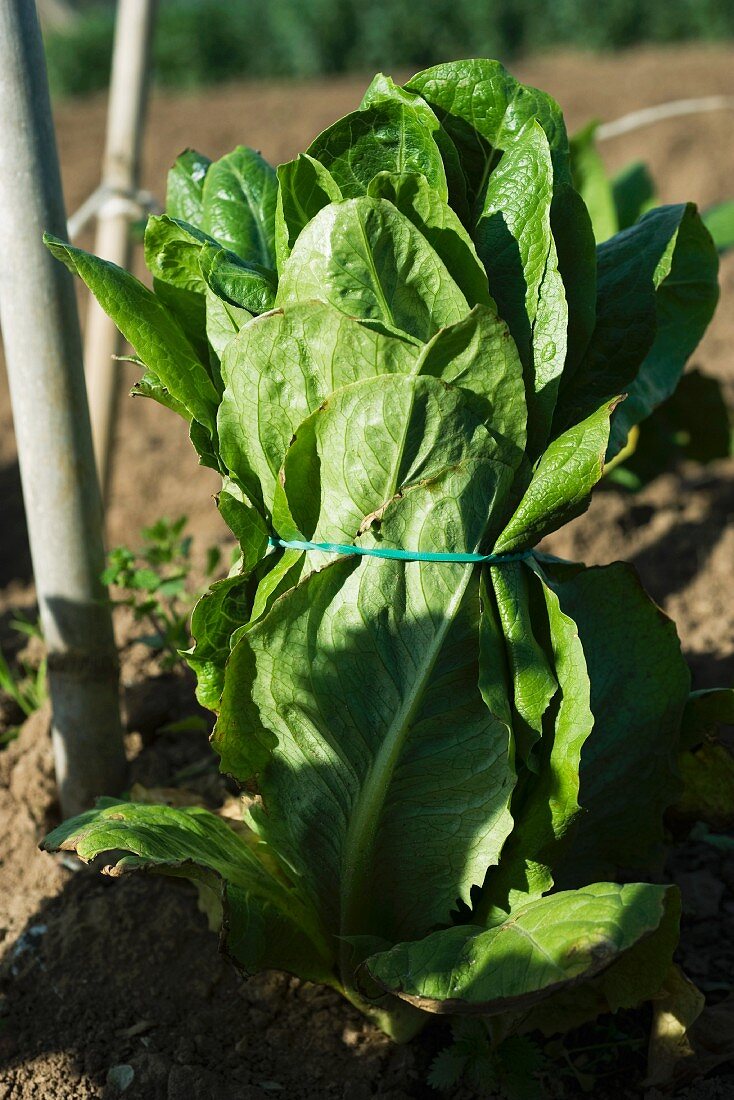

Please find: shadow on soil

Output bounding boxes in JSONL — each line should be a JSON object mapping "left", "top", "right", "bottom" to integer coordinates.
{"left": 0, "top": 867, "right": 431, "bottom": 1100}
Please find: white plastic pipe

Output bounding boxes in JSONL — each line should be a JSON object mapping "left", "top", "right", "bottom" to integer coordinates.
{"left": 0, "top": 0, "right": 126, "bottom": 817}
{"left": 84, "top": 0, "right": 157, "bottom": 500}
{"left": 597, "top": 95, "right": 734, "bottom": 141}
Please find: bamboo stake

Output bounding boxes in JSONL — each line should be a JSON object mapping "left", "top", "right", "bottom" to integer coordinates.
{"left": 84, "top": 0, "right": 157, "bottom": 500}
{"left": 0, "top": 0, "right": 126, "bottom": 817}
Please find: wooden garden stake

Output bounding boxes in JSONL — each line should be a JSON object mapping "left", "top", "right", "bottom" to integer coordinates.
{"left": 0, "top": 0, "right": 126, "bottom": 816}
{"left": 84, "top": 0, "right": 157, "bottom": 500}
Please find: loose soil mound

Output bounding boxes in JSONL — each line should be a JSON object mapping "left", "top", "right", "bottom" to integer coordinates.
{"left": 1, "top": 45, "right": 733, "bottom": 1099}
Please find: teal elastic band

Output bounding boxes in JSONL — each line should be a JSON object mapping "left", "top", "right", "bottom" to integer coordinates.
{"left": 268, "top": 536, "right": 532, "bottom": 565}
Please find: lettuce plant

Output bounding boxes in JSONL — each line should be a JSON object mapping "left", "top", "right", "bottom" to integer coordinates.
{"left": 570, "top": 121, "right": 732, "bottom": 488}
{"left": 43, "top": 60, "right": 720, "bottom": 1045}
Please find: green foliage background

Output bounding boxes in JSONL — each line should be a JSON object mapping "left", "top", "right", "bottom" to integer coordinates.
{"left": 45, "top": 0, "right": 734, "bottom": 98}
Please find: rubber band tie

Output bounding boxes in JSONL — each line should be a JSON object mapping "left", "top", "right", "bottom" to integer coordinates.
{"left": 268, "top": 537, "right": 533, "bottom": 565}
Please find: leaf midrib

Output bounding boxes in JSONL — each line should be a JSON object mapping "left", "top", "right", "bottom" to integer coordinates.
{"left": 338, "top": 561, "right": 474, "bottom": 967}
{"left": 232, "top": 164, "right": 272, "bottom": 268}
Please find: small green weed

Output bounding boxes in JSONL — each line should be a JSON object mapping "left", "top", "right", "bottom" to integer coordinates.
{"left": 429, "top": 1015, "right": 647, "bottom": 1098}
{"left": 0, "top": 613, "right": 47, "bottom": 747}
{"left": 102, "top": 516, "right": 223, "bottom": 670}
{"left": 429, "top": 1022, "right": 542, "bottom": 1098}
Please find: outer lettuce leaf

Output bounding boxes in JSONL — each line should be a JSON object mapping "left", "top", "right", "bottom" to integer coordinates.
{"left": 540, "top": 560, "right": 690, "bottom": 883}
{"left": 366, "top": 883, "right": 676, "bottom": 1015}
{"left": 131, "top": 372, "right": 189, "bottom": 420}
{"left": 141, "top": 216, "right": 233, "bottom": 369}
{"left": 360, "top": 73, "right": 470, "bottom": 224}
{"left": 489, "top": 563, "right": 557, "bottom": 768}
{"left": 477, "top": 567, "right": 592, "bottom": 919}
{"left": 189, "top": 418, "right": 223, "bottom": 472}
{"left": 41, "top": 798, "right": 335, "bottom": 985}
{"left": 276, "top": 374, "right": 516, "bottom": 554}
{"left": 199, "top": 244, "right": 277, "bottom": 314}
{"left": 276, "top": 197, "right": 469, "bottom": 342}
{"left": 520, "top": 888, "right": 681, "bottom": 1037}
{"left": 495, "top": 397, "right": 621, "bottom": 553}
{"left": 44, "top": 234, "right": 219, "bottom": 435}
{"left": 555, "top": 206, "right": 682, "bottom": 429}
{"left": 205, "top": 290, "right": 252, "bottom": 359}
{"left": 144, "top": 214, "right": 215, "bottom": 294}
{"left": 187, "top": 573, "right": 260, "bottom": 710}
{"left": 555, "top": 204, "right": 718, "bottom": 448}
{"left": 607, "top": 204, "right": 719, "bottom": 456}
{"left": 216, "top": 479, "right": 270, "bottom": 567}
{"left": 215, "top": 558, "right": 515, "bottom": 952}
{"left": 551, "top": 183, "right": 597, "bottom": 379}
{"left": 414, "top": 304, "right": 526, "bottom": 467}
{"left": 150, "top": 276, "right": 210, "bottom": 366}
{"left": 477, "top": 556, "right": 689, "bottom": 915}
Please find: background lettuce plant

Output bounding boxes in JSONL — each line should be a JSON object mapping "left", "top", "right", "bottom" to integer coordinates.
{"left": 44, "top": 60, "right": 720, "bottom": 1049}
{"left": 570, "top": 121, "right": 733, "bottom": 488}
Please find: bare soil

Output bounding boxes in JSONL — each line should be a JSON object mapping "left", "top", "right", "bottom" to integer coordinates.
{"left": 1, "top": 45, "right": 733, "bottom": 1099}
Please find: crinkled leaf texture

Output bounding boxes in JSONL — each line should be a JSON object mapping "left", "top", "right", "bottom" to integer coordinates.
{"left": 276, "top": 196, "right": 469, "bottom": 342}
{"left": 201, "top": 146, "right": 279, "bottom": 269}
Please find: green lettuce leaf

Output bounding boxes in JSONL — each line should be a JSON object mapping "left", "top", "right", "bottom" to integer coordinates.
{"left": 540, "top": 560, "right": 690, "bottom": 883}
{"left": 607, "top": 204, "right": 719, "bottom": 456}
{"left": 307, "top": 98, "right": 447, "bottom": 201}
{"left": 166, "top": 148, "right": 212, "bottom": 226}
{"left": 360, "top": 73, "right": 469, "bottom": 223}
{"left": 42, "top": 798, "right": 335, "bottom": 985}
{"left": 475, "top": 121, "right": 568, "bottom": 454}
{"left": 477, "top": 566, "right": 592, "bottom": 918}
{"left": 276, "top": 196, "right": 469, "bottom": 342}
{"left": 367, "top": 171, "right": 491, "bottom": 307}
{"left": 44, "top": 234, "right": 219, "bottom": 434}
{"left": 275, "top": 153, "right": 342, "bottom": 268}
{"left": 205, "top": 289, "right": 252, "bottom": 359}
{"left": 495, "top": 397, "right": 621, "bottom": 553}
{"left": 199, "top": 244, "right": 277, "bottom": 314}
{"left": 406, "top": 59, "right": 570, "bottom": 215}
{"left": 218, "top": 302, "right": 418, "bottom": 513}
{"left": 555, "top": 204, "right": 718, "bottom": 447}
{"left": 214, "top": 374, "right": 526, "bottom": 994}
{"left": 202, "top": 146, "right": 278, "bottom": 267}
{"left": 366, "top": 883, "right": 676, "bottom": 1015}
